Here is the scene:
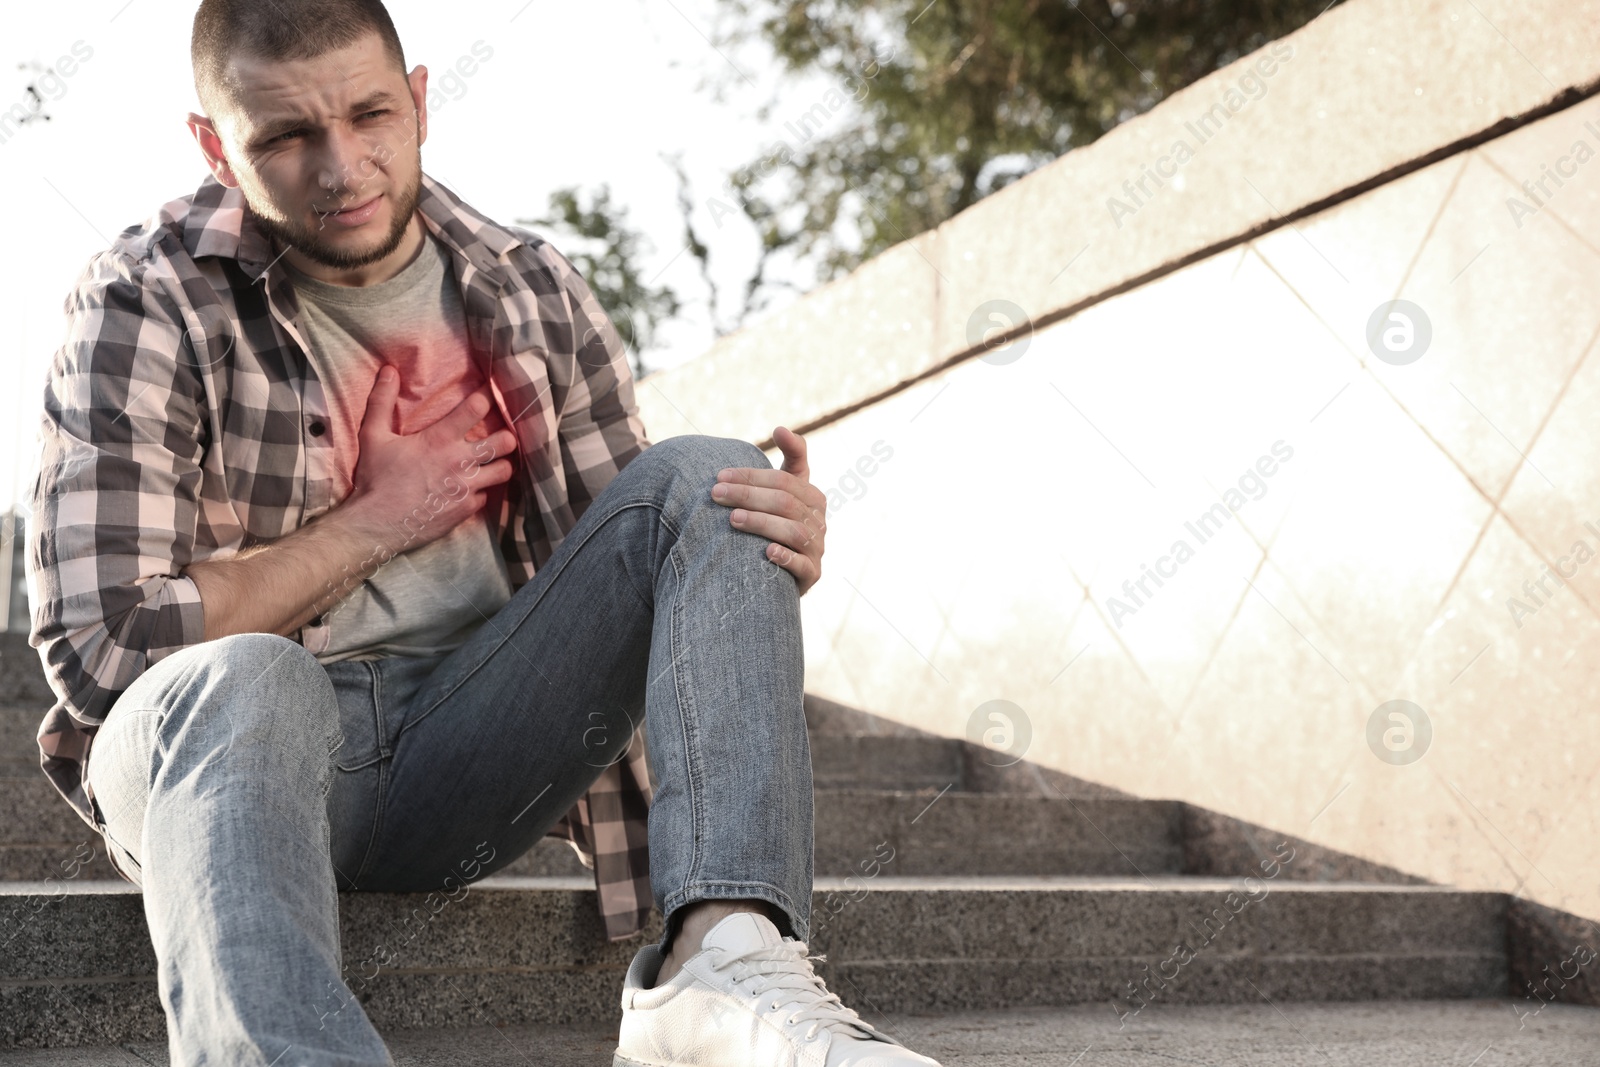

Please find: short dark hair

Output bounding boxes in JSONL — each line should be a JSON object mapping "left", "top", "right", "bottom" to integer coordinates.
{"left": 191, "top": 0, "right": 408, "bottom": 125}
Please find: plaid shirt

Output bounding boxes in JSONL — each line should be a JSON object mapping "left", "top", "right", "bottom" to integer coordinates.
{"left": 26, "top": 172, "right": 655, "bottom": 941}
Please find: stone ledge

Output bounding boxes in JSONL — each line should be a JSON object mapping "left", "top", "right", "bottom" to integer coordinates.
{"left": 7, "top": 1000, "right": 1599, "bottom": 1064}
{"left": 636, "top": 0, "right": 1600, "bottom": 449}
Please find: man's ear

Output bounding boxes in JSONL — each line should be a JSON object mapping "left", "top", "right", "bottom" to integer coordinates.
{"left": 187, "top": 112, "right": 240, "bottom": 187}
{"left": 407, "top": 65, "right": 429, "bottom": 148}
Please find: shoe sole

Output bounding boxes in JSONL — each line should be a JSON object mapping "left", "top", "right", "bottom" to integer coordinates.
{"left": 613, "top": 1056, "right": 667, "bottom": 1067}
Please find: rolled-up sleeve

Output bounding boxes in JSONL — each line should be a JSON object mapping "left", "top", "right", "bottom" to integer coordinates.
{"left": 27, "top": 250, "right": 209, "bottom": 727}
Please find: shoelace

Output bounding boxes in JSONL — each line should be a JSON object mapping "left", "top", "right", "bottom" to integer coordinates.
{"left": 710, "top": 939, "right": 890, "bottom": 1044}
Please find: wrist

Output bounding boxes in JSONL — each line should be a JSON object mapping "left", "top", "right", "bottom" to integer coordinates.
{"left": 303, "top": 498, "right": 399, "bottom": 623}
{"left": 327, "top": 490, "right": 403, "bottom": 558}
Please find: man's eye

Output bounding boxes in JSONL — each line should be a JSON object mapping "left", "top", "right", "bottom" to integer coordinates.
{"left": 262, "top": 110, "right": 385, "bottom": 146}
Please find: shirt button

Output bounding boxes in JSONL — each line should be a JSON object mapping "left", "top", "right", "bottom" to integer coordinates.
{"left": 308, "top": 419, "right": 327, "bottom": 437}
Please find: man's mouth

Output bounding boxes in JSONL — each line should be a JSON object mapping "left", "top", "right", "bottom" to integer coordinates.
{"left": 322, "top": 195, "right": 382, "bottom": 227}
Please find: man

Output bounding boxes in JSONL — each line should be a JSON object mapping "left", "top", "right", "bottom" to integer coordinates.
{"left": 25, "top": 2, "right": 942, "bottom": 1064}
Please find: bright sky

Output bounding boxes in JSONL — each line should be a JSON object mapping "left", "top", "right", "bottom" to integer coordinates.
{"left": 0, "top": 0, "right": 847, "bottom": 511}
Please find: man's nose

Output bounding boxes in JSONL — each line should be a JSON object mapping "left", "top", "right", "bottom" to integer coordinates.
{"left": 316, "top": 125, "right": 380, "bottom": 203}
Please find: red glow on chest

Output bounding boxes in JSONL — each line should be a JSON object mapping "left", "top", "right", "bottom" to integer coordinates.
{"left": 364, "top": 335, "right": 505, "bottom": 442}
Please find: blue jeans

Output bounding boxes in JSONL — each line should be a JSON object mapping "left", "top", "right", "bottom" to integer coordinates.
{"left": 83, "top": 434, "right": 814, "bottom": 1066}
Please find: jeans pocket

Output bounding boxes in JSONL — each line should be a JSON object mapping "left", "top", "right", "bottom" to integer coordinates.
{"left": 326, "top": 660, "right": 384, "bottom": 772}
{"left": 327, "top": 762, "right": 382, "bottom": 888}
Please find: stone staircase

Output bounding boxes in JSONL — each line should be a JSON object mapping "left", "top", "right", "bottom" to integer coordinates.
{"left": 0, "top": 634, "right": 1593, "bottom": 1061}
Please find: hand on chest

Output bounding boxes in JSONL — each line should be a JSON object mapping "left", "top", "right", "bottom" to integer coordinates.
{"left": 367, "top": 334, "right": 501, "bottom": 441}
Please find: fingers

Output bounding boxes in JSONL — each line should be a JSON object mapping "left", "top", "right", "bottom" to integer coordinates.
{"left": 451, "top": 455, "right": 514, "bottom": 516}
{"left": 360, "top": 365, "right": 401, "bottom": 440}
{"left": 364, "top": 373, "right": 506, "bottom": 453}
{"left": 774, "top": 426, "right": 810, "bottom": 480}
{"left": 714, "top": 468, "right": 825, "bottom": 592}
{"left": 716, "top": 473, "right": 825, "bottom": 554}
{"left": 727, "top": 507, "right": 824, "bottom": 554}
{"left": 764, "top": 538, "right": 816, "bottom": 591}
{"left": 434, "top": 388, "right": 494, "bottom": 441}
{"left": 712, "top": 469, "right": 826, "bottom": 524}
{"left": 713, "top": 482, "right": 807, "bottom": 523}
{"left": 464, "top": 457, "right": 515, "bottom": 489}
{"left": 714, "top": 493, "right": 818, "bottom": 588}
{"left": 462, "top": 428, "right": 518, "bottom": 466}
{"left": 464, "top": 402, "right": 510, "bottom": 443}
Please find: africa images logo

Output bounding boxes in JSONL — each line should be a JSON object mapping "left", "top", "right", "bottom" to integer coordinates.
{"left": 1104, "top": 441, "right": 1294, "bottom": 629}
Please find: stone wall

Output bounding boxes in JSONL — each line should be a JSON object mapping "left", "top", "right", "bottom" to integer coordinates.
{"left": 635, "top": 0, "right": 1600, "bottom": 929}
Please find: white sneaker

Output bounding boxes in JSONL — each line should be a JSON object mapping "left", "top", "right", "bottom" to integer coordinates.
{"left": 614, "top": 911, "right": 943, "bottom": 1067}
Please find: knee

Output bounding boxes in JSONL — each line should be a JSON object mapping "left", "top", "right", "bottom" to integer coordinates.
{"left": 205, "top": 632, "right": 325, "bottom": 685}
{"left": 633, "top": 435, "right": 772, "bottom": 488}
{"left": 164, "top": 633, "right": 336, "bottom": 751}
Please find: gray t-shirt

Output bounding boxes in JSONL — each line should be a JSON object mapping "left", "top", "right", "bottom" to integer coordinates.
{"left": 284, "top": 233, "right": 513, "bottom": 664}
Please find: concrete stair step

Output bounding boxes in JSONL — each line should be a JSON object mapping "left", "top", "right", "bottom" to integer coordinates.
{"left": 2, "top": 1000, "right": 1595, "bottom": 1065}
{"left": 0, "top": 776, "right": 1184, "bottom": 880}
{"left": 816, "top": 790, "right": 1182, "bottom": 878}
{"left": 490, "top": 791, "right": 1183, "bottom": 880}
{"left": 0, "top": 707, "right": 42, "bottom": 777}
{"left": 0, "top": 656, "right": 966, "bottom": 733}
{"left": 2, "top": 693, "right": 1127, "bottom": 795}
{"left": 0, "top": 636, "right": 55, "bottom": 708}
{"left": 0, "top": 778, "right": 97, "bottom": 849}
{"left": 807, "top": 734, "right": 962, "bottom": 791}
{"left": 0, "top": 708, "right": 964, "bottom": 786}
{"left": 0, "top": 876, "right": 1508, "bottom": 1047}
{"left": 800, "top": 696, "right": 1132, "bottom": 797}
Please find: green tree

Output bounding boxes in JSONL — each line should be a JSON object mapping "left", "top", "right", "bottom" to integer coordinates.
{"left": 518, "top": 185, "right": 681, "bottom": 379}
{"left": 710, "top": 0, "right": 1343, "bottom": 287}
{"left": 532, "top": 2, "right": 1343, "bottom": 358}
